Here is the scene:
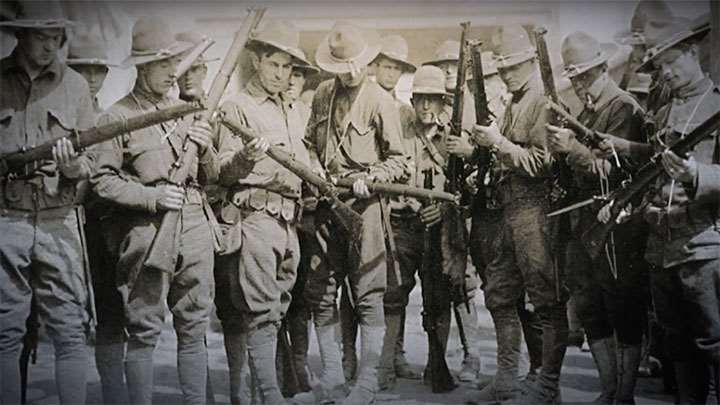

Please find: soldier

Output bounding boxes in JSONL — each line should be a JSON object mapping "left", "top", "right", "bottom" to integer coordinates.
{"left": 299, "top": 21, "right": 409, "bottom": 405}
{"left": 66, "top": 33, "right": 130, "bottom": 404}
{"left": 91, "top": 17, "right": 217, "bottom": 405}
{"left": 470, "top": 25, "right": 568, "bottom": 404}
{"left": 598, "top": 18, "right": 720, "bottom": 405}
{"left": 214, "top": 20, "right": 310, "bottom": 405}
{"left": 546, "top": 31, "right": 648, "bottom": 404}
{"left": 337, "top": 33, "right": 421, "bottom": 388}
{"left": 176, "top": 31, "right": 218, "bottom": 103}
{"left": 422, "top": 39, "right": 484, "bottom": 384}
{"left": 0, "top": 2, "right": 96, "bottom": 404}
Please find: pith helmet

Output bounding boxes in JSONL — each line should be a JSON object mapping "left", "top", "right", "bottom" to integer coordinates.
{"left": 0, "top": 0, "right": 72, "bottom": 29}
{"left": 176, "top": 31, "right": 219, "bottom": 66}
{"left": 247, "top": 20, "right": 310, "bottom": 66}
{"left": 491, "top": 25, "right": 536, "bottom": 69}
{"left": 412, "top": 65, "right": 447, "bottom": 95}
{"left": 423, "top": 40, "right": 460, "bottom": 66}
{"left": 636, "top": 17, "right": 710, "bottom": 73}
{"left": 315, "top": 21, "right": 381, "bottom": 74}
{"left": 121, "top": 16, "right": 194, "bottom": 68}
{"left": 67, "top": 34, "right": 117, "bottom": 67}
{"left": 614, "top": 0, "right": 673, "bottom": 45}
{"left": 375, "top": 34, "right": 416, "bottom": 73}
{"left": 560, "top": 31, "right": 617, "bottom": 78}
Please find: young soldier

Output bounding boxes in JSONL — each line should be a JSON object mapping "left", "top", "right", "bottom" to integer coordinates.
{"left": 66, "top": 32, "right": 130, "bottom": 404}
{"left": 214, "top": 20, "right": 310, "bottom": 405}
{"left": 598, "top": 18, "right": 720, "bottom": 404}
{"left": 91, "top": 17, "right": 217, "bottom": 405}
{"left": 176, "top": 31, "right": 217, "bottom": 103}
{"left": 300, "top": 21, "right": 409, "bottom": 405}
{"left": 546, "top": 31, "right": 647, "bottom": 404}
{"left": 0, "top": 3, "right": 95, "bottom": 404}
{"left": 470, "top": 25, "right": 568, "bottom": 404}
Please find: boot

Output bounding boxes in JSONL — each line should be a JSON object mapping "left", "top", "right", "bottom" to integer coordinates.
{"left": 343, "top": 326, "right": 384, "bottom": 405}
{"left": 588, "top": 338, "right": 617, "bottom": 404}
{"left": 125, "top": 344, "right": 155, "bottom": 405}
{"left": 289, "top": 318, "right": 311, "bottom": 393}
{"left": 457, "top": 303, "right": 483, "bottom": 382}
{"left": 340, "top": 291, "right": 358, "bottom": 382}
{"left": 614, "top": 343, "right": 641, "bottom": 405}
{"left": 423, "top": 306, "right": 452, "bottom": 387}
{"left": 378, "top": 313, "right": 402, "bottom": 390}
{"left": 95, "top": 342, "right": 128, "bottom": 404}
{"left": 177, "top": 338, "right": 208, "bottom": 405}
{"left": 394, "top": 312, "right": 420, "bottom": 380}
{"left": 55, "top": 345, "right": 89, "bottom": 405}
{"left": 292, "top": 323, "right": 346, "bottom": 405}
{"left": 247, "top": 324, "right": 286, "bottom": 405}
{"left": 225, "top": 332, "right": 249, "bottom": 405}
{"left": 518, "top": 304, "right": 544, "bottom": 373}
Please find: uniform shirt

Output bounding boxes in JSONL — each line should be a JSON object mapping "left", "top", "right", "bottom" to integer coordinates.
{"left": 305, "top": 78, "right": 409, "bottom": 183}
{"left": 0, "top": 50, "right": 95, "bottom": 211}
{"left": 217, "top": 75, "right": 310, "bottom": 199}
{"left": 91, "top": 87, "right": 218, "bottom": 213}
{"left": 641, "top": 76, "right": 720, "bottom": 268}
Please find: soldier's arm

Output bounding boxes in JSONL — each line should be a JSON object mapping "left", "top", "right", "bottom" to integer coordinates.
{"left": 90, "top": 112, "right": 163, "bottom": 213}
{"left": 495, "top": 98, "right": 553, "bottom": 177}
{"left": 217, "top": 101, "right": 256, "bottom": 187}
{"left": 66, "top": 85, "right": 98, "bottom": 179}
{"left": 692, "top": 161, "right": 720, "bottom": 202}
{"left": 304, "top": 89, "right": 326, "bottom": 175}
{"left": 195, "top": 119, "right": 220, "bottom": 186}
{"left": 370, "top": 96, "right": 410, "bottom": 183}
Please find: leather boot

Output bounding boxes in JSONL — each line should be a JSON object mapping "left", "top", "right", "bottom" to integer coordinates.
{"left": 340, "top": 291, "right": 358, "bottom": 382}
{"left": 588, "top": 338, "right": 617, "bottom": 404}
{"left": 177, "top": 338, "right": 208, "bottom": 405}
{"left": 518, "top": 304, "right": 544, "bottom": 373}
{"left": 224, "top": 332, "right": 249, "bottom": 405}
{"left": 343, "top": 326, "right": 384, "bottom": 405}
{"left": 457, "top": 303, "right": 483, "bottom": 382}
{"left": 289, "top": 318, "right": 311, "bottom": 393}
{"left": 125, "top": 344, "right": 155, "bottom": 405}
{"left": 614, "top": 343, "right": 641, "bottom": 405}
{"left": 247, "top": 324, "right": 286, "bottom": 405}
{"left": 423, "top": 305, "right": 452, "bottom": 387}
{"left": 378, "top": 313, "right": 401, "bottom": 390}
{"left": 519, "top": 306, "right": 567, "bottom": 405}
{"left": 55, "top": 344, "right": 89, "bottom": 405}
{"left": 394, "top": 312, "right": 420, "bottom": 380}
{"left": 292, "top": 323, "right": 346, "bottom": 405}
{"left": 95, "top": 342, "right": 128, "bottom": 404}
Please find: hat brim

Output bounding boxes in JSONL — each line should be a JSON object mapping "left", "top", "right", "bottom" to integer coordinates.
{"left": 562, "top": 43, "right": 617, "bottom": 78}
{"left": 120, "top": 41, "right": 194, "bottom": 68}
{"left": 614, "top": 29, "right": 645, "bottom": 46}
{"left": 411, "top": 87, "right": 448, "bottom": 96}
{"left": 636, "top": 26, "right": 710, "bottom": 73}
{"left": 67, "top": 58, "right": 118, "bottom": 67}
{"left": 375, "top": 52, "right": 416, "bottom": 73}
{"left": 494, "top": 50, "right": 536, "bottom": 70}
{"left": 248, "top": 39, "right": 311, "bottom": 68}
{"left": 422, "top": 57, "right": 456, "bottom": 67}
{"left": 316, "top": 41, "right": 381, "bottom": 74}
{"left": 0, "top": 19, "right": 73, "bottom": 29}
{"left": 292, "top": 64, "right": 320, "bottom": 75}
{"left": 190, "top": 56, "right": 220, "bottom": 67}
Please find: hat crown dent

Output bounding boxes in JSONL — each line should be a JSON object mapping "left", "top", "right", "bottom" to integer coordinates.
{"left": 327, "top": 22, "right": 368, "bottom": 62}
{"left": 131, "top": 16, "right": 177, "bottom": 55}
{"left": 16, "top": 0, "right": 66, "bottom": 23}
{"left": 561, "top": 31, "right": 603, "bottom": 67}
{"left": 253, "top": 19, "right": 302, "bottom": 52}
{"left": 630, "top": 0, "right": 673, "bottom": 32}
{"left": 68, "top": 34, "right": 109, "bottom": 61}
{"left": 412, "top": 65, "right": 446, "bottom": 94}
{"left": 380, "top": 34, "right": 409, "bottom": 60}
{"left": 492, "top": 25, "right": 532, "bottom": 56}
{"left": 432, "top": 40, "right": 460, "bottom": 62}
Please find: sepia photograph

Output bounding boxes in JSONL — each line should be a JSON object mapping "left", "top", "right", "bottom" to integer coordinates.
{"left": 0, "top": 0, "right": 719, "bottom": 404}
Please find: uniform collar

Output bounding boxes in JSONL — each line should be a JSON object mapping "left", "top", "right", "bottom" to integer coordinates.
{"left": 246, "top": 74, "right": 286, "bottom": 106}
{"left": 585, "top": 74, "right": 615, "bottom": 111}
{"left": 674, "top": 75, "right": 713, "bottom": 102}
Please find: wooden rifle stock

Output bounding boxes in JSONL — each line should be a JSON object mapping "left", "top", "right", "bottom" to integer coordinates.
{"left": 144, "top": 8, "right": 265, "bottom": 273}
{"left": 469, "top": 41, "right": 493, "bottom": 211}
{"left": 333, "top": 178, "right": 458, "bottom": 203}
{"left": 546, "top": 99, "right": 603, "bottom": 148}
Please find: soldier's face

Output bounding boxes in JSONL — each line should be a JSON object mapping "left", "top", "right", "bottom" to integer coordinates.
{"left": 338, "top": 66, "right": 367, "bottom": 88}
{"left": 653, "top": 46, "right": 703, "bottom": 92}
{"left": 18, "top": 28, "right": 64, "bottom": 69}
{"left": 375, "top": 58, "right": 403, "bottom": 91}
{"left": 178, "top": 64, "right": 208, "bottom": 99}
{"left": 72, "top": 64, "right": 109, "bottom": 98}
{"left": 437, "top": 61, "right": 458, "bottom": 91}
{"left": 569, "top": 65, "right": 603, "bottom": 103}
{"left": 287, "top": 70, "right": 306, "bottom": 101}
{"left": 411, "top": 93, "right": 445, "bottom": 125}
{"left": 255, "top": 50, "right": 293, "bottom": 96}
{"left": 498, "top": 59, "right": 534, "bottom": 93}
{"left": 139, "top": 56, "right": 180, "bottom": 96}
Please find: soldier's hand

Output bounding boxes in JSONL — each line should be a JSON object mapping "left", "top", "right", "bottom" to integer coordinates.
{"left": 597, "top": 200, "right": 632, "bottom": 224}
{"left": 352, "top": 177, "right": 372, "bottom": 199}
{"left": 472, "top": 122, "right": 503, "bottom": 148}
{"left": 446, "top": 135, "right": 475, "bottom": 158}
{"left": 546, "top": 124, "right": 576, "bottom": 154}
{"left": 188, "top": 120, "right": 213, "bottom": 156}
{"left": 661, "top": 150, "right": 697, "bottom": 184}
{"left": 156, "top": 184, "right": 185, "bottom": 211}
{"left": 418, "top": 203, "right": 442, "bottom": 227}
{"left": 596, "top": 132, "right": 631, "bottom": 158}
{"left": 239, "top": 137, "right": 269, "bottom": 162}
{"left": 53, "top": 138, "right": 85, "bottom": 179}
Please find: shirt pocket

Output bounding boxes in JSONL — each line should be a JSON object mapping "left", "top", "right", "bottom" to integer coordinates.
{"left": 346, "top": 120, "right": 378, "bottom": 165}
{"left": 47, "top": 107, "right": 75, "bottom": 139}
{"left": 0, "top": 109, "right": 20, "bottom": 154}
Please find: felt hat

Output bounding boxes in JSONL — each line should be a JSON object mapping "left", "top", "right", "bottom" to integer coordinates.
{"left": 247, "top": 20, "right": 310, "bottom": 66}
{"left": 412, "top": 65, "right": 448, "bottom": 95}
{"left": 0, "top": 0, "right": 72, "bottom": 29}
{"left": 636, "top": 17, "right": 710, "bottom": 73}
{"left": 375, "top": 34, "right": 416, "bottom": 73}
{"left": 315, "top": 20, "right": 381, "bottom": 74}
{"left": 423, "top": 40, "right": 460, "bottom": 66}
{"left": 121, "top": 16, "right": 193, "bottom": 67}
{"left": 491, "top": 25, "right": 536, "bottom": 69}
{"left": 291, "top": 49, "right": 320, "bottom": 75}
{"left": 66, "top": 34, "right": 117, "bottom": 67}
{"left": 560, "top": 31, "right": 617, "bottom": 78}
{"left": 614, "top": 0, "right": 673, "bottom": 46}
{"left": 175, "top": 31, "right": 220, "bottom": 66}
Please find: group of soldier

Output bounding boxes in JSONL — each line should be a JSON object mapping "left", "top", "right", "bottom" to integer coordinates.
{"left": 1, "top": 1, "right": 719, "bottom": 405}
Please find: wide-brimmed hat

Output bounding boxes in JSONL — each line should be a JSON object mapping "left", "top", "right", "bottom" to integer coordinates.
{"left": 291, "top": 49, "right": 320, "bottom": 75}
{"left": 315, "top": 21, "right": 381, "bottom": 74}
{"left": 481, "top": 51, "right": 498, "bottom": 77}
{"left": 412, "top": 65, "right": 447, "bottom": 95}
{"left": 560, "top": 31, "right": 617, "bottom": 78}
{"left": 0, "top": 0, "right": 72, "bottom": 29}
{"left": 423, "top": 40, "right": 460, "bottom": 66}
{"left": 176, "top": 31, "right": 220, "bottom": 66}
{"left": 374, "top": 35, "right": 416, "bottom": 73}
{"left": 491, "top": 25, "right": 536, "bottom": 69}
{"left": 636, "top": 17, "right": 710, "bottom": 73}
{"left": 121, "top": 16, "right": 193, "bottom": 68}
{"left": 66, "top": 34, "right": 117, "bottom": 67}
{"left": 247, "top": 20, "right": 310, "bottom": 66}
{"left": 614, "top": 0, "right": 673, "bottom": 46}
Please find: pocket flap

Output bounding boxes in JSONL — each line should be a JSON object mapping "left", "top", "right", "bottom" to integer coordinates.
{"left": 47, "top": 108, "right": 74, "bottom": 132}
